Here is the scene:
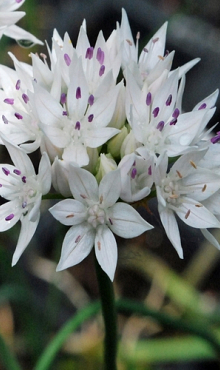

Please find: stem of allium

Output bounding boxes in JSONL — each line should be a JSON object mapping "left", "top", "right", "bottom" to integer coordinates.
{"left": 95, "top": 258, "right": 118, "bottom": 370}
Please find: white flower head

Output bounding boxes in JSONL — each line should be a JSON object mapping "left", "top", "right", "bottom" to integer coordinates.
{"left": 49, "top": 166, "right": 153, "bottom": 281}
{"left": 0, "top": 136, "right": 51, "bottom": 265}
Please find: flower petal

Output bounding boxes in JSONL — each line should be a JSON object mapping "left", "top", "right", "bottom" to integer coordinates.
{"left": 69, "top": 166, "right": 99, "bottom": 203}
{"left": 99, "top": 170, "right": 121, "bottom": 208}
{"left": 49, "top": 199, "right": 87, "bottom": 226}
{"left": 95, "top": 225, "right": 117, "bottom": 281}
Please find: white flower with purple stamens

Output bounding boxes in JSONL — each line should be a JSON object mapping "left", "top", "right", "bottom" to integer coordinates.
{"left": 49, "top": 166, "right": 153, "bottom": 281}
{"left": 155, "top": 150, "right": 220, "bottom": 257}
{"left": 0, "top": 136, "right": 51, "bottom": 265}
{"left": 0, "top": 0, "right": 42, "bottom": 44}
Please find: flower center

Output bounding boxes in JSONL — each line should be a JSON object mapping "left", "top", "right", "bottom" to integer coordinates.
{"left": 87, "top": 204, "right": 105, "bottom": 228}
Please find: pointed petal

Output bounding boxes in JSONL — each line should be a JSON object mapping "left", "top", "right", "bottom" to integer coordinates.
{"left": 95, "top": 225, "right": 117, "bottom": 281}
{"left": 69, "top": 166, "right": 99, "bottom": 203}
{"left": 38, "top": 152, "right": 52, "bottom": 195}
{"left": 49, "top": 199, "right": 87, "bottom": 226}
{"left": 0, "top": 200, "right": 20, "bottom": 232}
{"left": 99, "top": 170, "right": 121, "bottom": 208}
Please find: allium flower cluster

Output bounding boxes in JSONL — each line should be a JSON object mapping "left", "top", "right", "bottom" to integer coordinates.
{"left": 1, "top": 8, "right": 220, "bottom": 280}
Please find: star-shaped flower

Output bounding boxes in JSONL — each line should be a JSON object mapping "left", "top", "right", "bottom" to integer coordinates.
{"left": 49, "top": 166, "right": 153, "bottom": 281}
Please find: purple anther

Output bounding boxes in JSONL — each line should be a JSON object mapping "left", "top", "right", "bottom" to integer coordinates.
{"left": 22, "top": 93, "right": 29, "bottom": 104}
{"left": 164, "top": 50, "right": 170, "bottom": 57}
{"left": 152, "top": 37, "right": 159, "bottom": 43}
{"left": 22, "top": 201, "right": 27, "bottom": 209}
{"left": 22, "top": 176, "right": 26, "bottom": 183}
{"left": 16, "top": 80, "right": 21, "bottom": 90}
{"left": 109, "top": 218, "right": 113, "bottom": 225}
{"left": 60, "top": 93, "right": 66, "bottom": 105}
{"left": 88, "top": 94, "right": 94, "bottom": 106}
{"left": 88, "top": 114, "right": 94, "bottom": 122}
{"left": 172, "top": 108, "right": 180, "bottom": 119}
{"left": 211, "top": 131, "right": 220, "bottom": 144}
{"left": 131, "top": 168, "right": 137, "bottom": 179}
{"left": 13, "top": 169, "right": 21, "bottom": 175}
{"left": 0, "top": 184, "right": 2, "bottom": 188}
{"left": 5, "top": 214, "right": 14, "bottom": 221}
{"left": 62, "top": 111, "right": 67, "bottom": 116}
{"left": 75, "top": 121, "right": 81, "bottom": 130}
{"left": 146, "top": 92, "right": 152, "bottom": 106}
{"left": 170, "top": 118, "right": 177, "bottom": 125}
{"left": 2, "top": 115, "right": 8, "bottom": 124}
{"left": 156, "top": 121, "right": 165, "bottom": 131}
{"left": 96, "top": 47, "right": 105, "bottom": 64}
{"left": 76, "top": 87, "right": 81, "bottom": 99}
{"left": 198, "top": 103, "right": 207, "bottom": 110}
{"left": 15, "top": 113, "right": 23, "bottom": 120}
{"left": 99, "top": 65, "right": 105, "bottom": 76}
{"left": 148, "top": 165, "right": 152, "bottom": 175}
{"left": 166, "top": 94, "right": 172, "bottom": 106}
{"left": 85, "top": 47, "right": 94, "bottom": 59}
{"left": 64, "top": 53, "right": 71, "bottom": 66}
{"left": 2, "top": 167, "right": 10, "bottom": 176}
{"left": 4, "top": 98, "right": 14, "bottom": 105}
{"left": 152, "top": 107, "right": 159, "bottom": 118}
{"left": 16, "top": 0, "right": 22, "bottom": 3}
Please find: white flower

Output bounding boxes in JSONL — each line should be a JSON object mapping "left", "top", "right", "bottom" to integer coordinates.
{"left": 0, "top": 136, "right": 51, "bottom": 265}
{"left": 0, "top": 0, "right": 42, "bottom": 45}
{"left": 155, "top": 150, "right": 220, "bottom": 257}
{"left": 49, "top": 166, "right": 153, "bottom": 281}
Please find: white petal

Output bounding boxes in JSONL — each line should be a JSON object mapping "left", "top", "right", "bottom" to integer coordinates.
{"left": 38, "top": 152, "right": 52, "bottom": 195}
{"left": 95, "top": 225, "right": 117, "bottom": 281}
{"left": 84, "top": 127, "right": 119, "bottom": 148}
{"left": 56, "top": 222, "right": 95, "bottom": 271}
{"left": 0, "top": 200, "right": 20, "bottom": 232}
{"left": 108, "top": 202, "right": 153, "bottom": 238}
{"left": 62, "top": 143, "right": 89, "bottom": 167}
{"left": 69, "top": 166, "right": 99, "bottom": 203}
{"left": 12, "top": 213, "right": 40, "bottom": 266}
{"left": 3, "top": 24, "right": 43, "bottom": 45}
{"left": 49, "top": 199, "right": 87, "bottom": 226}
{"left": 201, "top": 229, "right": 220, "bottom": 250}
{"left": 99, "top": 170, "right": 121, "bottom": 208}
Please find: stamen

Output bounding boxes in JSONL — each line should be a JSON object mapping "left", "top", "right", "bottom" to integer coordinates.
{"left": 4, "top": 98, "right": 14, "bottom": 105}
{"left": 22, "top": 93, "right": 29, "bottom": 104}
{"left": 96, "top": 47, "right": 105, "bottom": 64}
{"left": 198, "top": 103, "right": 207, "bottom": 110}
{"left": 152, "top": 107, "right": 159, "bottom": 117}
{"left": 136, "top": 32, "right": 140, "bottom": 40}
{"left": 15, "top": 80, "right": 21, "bottom": 90}
{"left": 176, "top": 170, "right": 182, "bottom": 178}
{"left": 66, "top": 214, "right": 74, "bottom": 218}
{"left": 99, "top": 195, "right": 103, "bottom": 204}
{"left": 75, "top": 121, "right": 81, "bottom": 130}
{"left": 85, "top": 47, "right": 94, "bottom": 59}
{"left": 143, "top": 47, "right": 148, "bottom": 53}
{"left": 88, "top": 95, "right": 94, "bottom": 106}
{"left": 22, "top": 176, "right": 26, "bottom": 183}
{"left": 2, "top": 167, "right": 10, "bottom": 176}
{"left": 146, "top": 92, "right": 152, "bottom": 106}
{"left": 172, "top": 108, "right": 180, "bottom": 119}
{"left": 202, "top": 184, "right": 207, "bottom": 192}
{"left": 76, "top": 87, "right": 81, "bottom": 99}
{"left": 210, "top": 131, "right": 220, "bottom": 144}
{"left": 158, "top": 55, "right": 164, "bottom": 61}
{"left": 2, "top": 115, "right": 8, "bottom": 124}
{"left": 156, "top": 121, "right": 165, "bottom": 131}
{"left": 166, "top": 94, "right": 172, "bottom": 106}
{"left": 64, "top": 53, "right": 71, "bottom": 66}
{"left": 5, "top": 214, "right": 14, "bottom": 221}
{"left": 75, "top": 235, "right": 81, "bottom": 243}
{"left": 63, "top": 111, "right": 67, "bottom": 116}
{"left": 190, "top": 160, "right": 197, "bottom": 169}
{"left": 22, "top": 201, "right": 27, "bottom": 208}
{"left": 109, "top": 218, "right": 113, "bottom": 225}
{"left": 126, "top": 39, "right": 133, "bottom": 46}
{"left": 99, "top": 65, "right": 105, "bottom": 76}
{"left": 13, "top": 169, "right": 21, "bottom": 175}
{"left": 185, "top": 209, "right": 190, "bottom": 219}
{"left": 195, "top": 204, "right": 203, "bottom": 207}
{"left": 15, "top": 113, "right": 23, "bottom": 120}
{"left": 131, "top": 168, "right": 137, "bottom": 179}
{"left": 80, "top": 194, "right": 87, "bottom": 199}
{"left": 152, "top": 37, "right": 159, "bottom": 43}
{"left": 97, "top": 241, "right": 101, "bottom": 250}
{"left": 88, "top": 114, "right": 94, "bottom": 122}
{"left": 60, "top": 93, "right": 66, "bottom": 105}
{"left": 170, "top": 118, "right": 177, "bottom": 125}
{"left": 148, "top": 165, "right": 152, "bottom": 175}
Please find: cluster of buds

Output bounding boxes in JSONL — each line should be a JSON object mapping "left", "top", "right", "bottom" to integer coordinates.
{"left": 0, "top": 4, "right": 220, "bottom": 281}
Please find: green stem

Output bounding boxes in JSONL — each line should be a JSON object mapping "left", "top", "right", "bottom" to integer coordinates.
{"left": 0, "top": 334, "right": 22, "bottom": 370}
{"left": 95, "top": 259, "right": 118, "bottom": 370}
{"left": 34, "top": 301, "right": 100, "bottom": 370}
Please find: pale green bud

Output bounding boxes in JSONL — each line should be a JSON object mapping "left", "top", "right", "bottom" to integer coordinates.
{"left": 107, "top": 125, "right": 128, "bottom": 158}
{"left": 96, "top": 153, "right": 117, "bottom": 183}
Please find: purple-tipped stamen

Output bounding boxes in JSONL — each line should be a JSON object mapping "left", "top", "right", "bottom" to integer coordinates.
{"left": 156, "top": 121, "right": 165, "bottom": 131}
{"left": 146, "top": 92, "right": 152, "bottom": 106}
{"left": 85, "top": 47, "right": 94, "bottom": 59}
{"left": 170, "top": 118, "right": 177, "bottom": 125}
{"left": 22, "top": 201, "right": 27, "bottom": 209}
{"left": 22, "top": 93, "right": 29, "bottom": 104}
{"left": 99, "top": 65, "right": 105, "bottom": 76}
{"left": 62, "top": 111, "right": 67, "bottom": 116}
{"left": 60, "top": 93, "right": 67, "bottom": 105}
{"left": 211, "top": 131, "right": 220, "bottom": 144}
{"left": 16, "top": 0, "right": 22, "bottom": 3}
{"left": 109, "top": 218, "right": 113, "bottom": 225}
{"left": 96, "top": 47, "right": 105, "bottom": 64}
{"left": 64, "top": 53, "right": 71, "bottom": 66}
{"left": 4, "top": 98, "right": 14, "bottom": 105}
{"left": 88, "top": 95, "right": 94, "bottom": 106}
{"left": 131, "top": 168, "right": 137, "bottom": 179}
{"left": 88, "top": 114, "right": 94, "bottom": 122}
{"left": 2, "top": 115, "right": 8, "bottom": 124}
{"left": 152, "top": 107, "right": 159, "bottom": 118}
{"left": 172, "top": 108, "right": 180, "bottom": 119}
{"left": 13, "top": 169, "right": 21, "bottom": 175}
{"left": 198, "top": 103, "right": 207, "bottom": 110}
{"left": 5, "top": 214, "right": 14, "bottom": 221}
{"left": 76, "top": 87, "right": 81, "bottom": 99}
{"left": 22, "top": 176, "right": 26, "bottom": 183}
{"left": 15, "top": 113, "right": 23, "bottom": 120}
{"left": 148, "top": 165, "right": 152, "bottom": 175}
{"left": 2, "top": 167, "right": 10, "bottom": 176}
{"left": 16, "top": 80, "right": 21, "bottom": 90}
{"left": 166, "top": 94, "right": 172, "bottom": 106}
{"left": 75, "top": 121, "right": 81, "bottom": 130}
